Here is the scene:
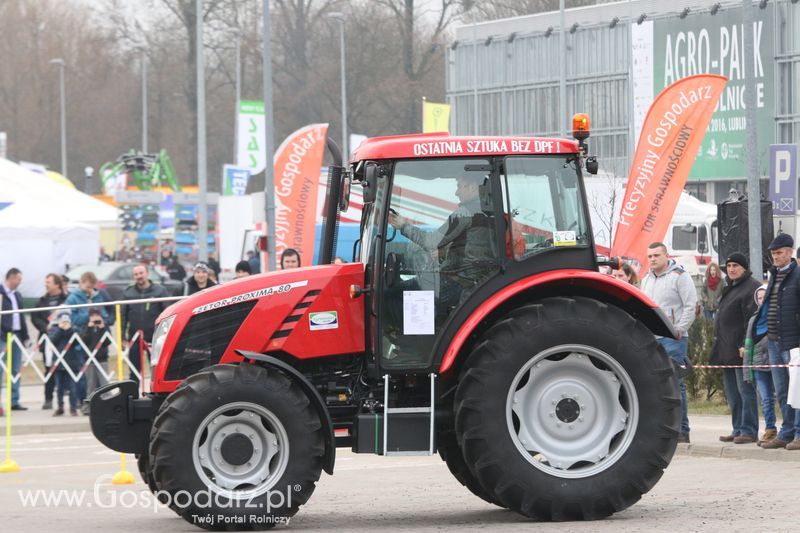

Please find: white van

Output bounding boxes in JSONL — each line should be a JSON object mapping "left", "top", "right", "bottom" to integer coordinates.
{"left": 661, "top": 193, "right": 718, "bottom": 275}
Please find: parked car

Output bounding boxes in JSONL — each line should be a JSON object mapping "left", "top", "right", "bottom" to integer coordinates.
{"left": 64, "top": 262, "right": 183, "bottom": 301}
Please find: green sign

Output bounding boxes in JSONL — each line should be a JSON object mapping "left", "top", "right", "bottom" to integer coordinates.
{"left": 237, "top": 100, "right": 266, "bottom": 175}
{"left": 652, "top": 5, "right": 774, "bottom": 179}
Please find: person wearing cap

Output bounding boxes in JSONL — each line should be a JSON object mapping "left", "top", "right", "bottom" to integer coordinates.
{"left": 752, "top": 233, "right": 800, "bottom": 450}
{"left": 184, "top": 261, "right": 218, "bottom": 296}
{"left": 234, "top": 260, "right": 252, "bottom": 278}
{"left": 710, "top": 252, "right": 761, "bottom": 444}
{"left": 47, "top": 309, "right": 81, "bottom": 416}
{"left": 640, "top": 242, "right": 698, "bottom": 443}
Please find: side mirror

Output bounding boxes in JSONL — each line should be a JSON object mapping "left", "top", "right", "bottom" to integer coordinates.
{"left": 698, "top": 226, "right": 709, "bottom": 254}
{"left": 585, "top": 156, "right": 599, "bottom": 175}
{"left": 363, "top": 164, "right": 377, "bottom": 204}
{"left": 339, "top": 172, "right": 352, "bottom": 212}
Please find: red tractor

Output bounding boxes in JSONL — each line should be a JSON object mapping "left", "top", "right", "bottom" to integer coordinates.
{"left": 90, "top": 115, "right": 680, "bottom": 529}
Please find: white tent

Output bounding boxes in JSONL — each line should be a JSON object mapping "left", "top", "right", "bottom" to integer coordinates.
{"left": 0, "top": 157, "right": 118, "bottom": 227}
{"left": 0, "top": 158, "right": 119, "bottom": 297}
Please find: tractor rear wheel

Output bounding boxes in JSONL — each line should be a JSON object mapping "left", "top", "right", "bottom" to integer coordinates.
{"left": 149, "top": 363, "right": 325, "bottom": 530}
{"left": 437, "top": 429, "right": 503, "bottom": 507}
{"left": 455, "top": 297, "right": 680, "bottom": 520}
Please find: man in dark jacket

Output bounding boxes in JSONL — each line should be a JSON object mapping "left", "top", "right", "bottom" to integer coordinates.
{"left": 711, "top": 252, "right": 761, "bottom": 443}
{"left": 166, "top": 256, "right": 186, "bottom": 282}
{"left": 753, "top": 233, "right": 800, "bottom": 450}
{"left": 1, "top": 267, "right": 29, "bottom": 414}
{"left": 31, "top": 273, "right": 67, "bottom": 409}
{"left": 123, "top": 264, "right": 168, "bottom": 385}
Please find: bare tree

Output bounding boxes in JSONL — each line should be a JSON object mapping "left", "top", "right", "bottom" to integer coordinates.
{"left": 464, "top": 0, "right": 598, "bottom": 22}
{"left": 374, "top": 0, "right": 466, "bottom": 132}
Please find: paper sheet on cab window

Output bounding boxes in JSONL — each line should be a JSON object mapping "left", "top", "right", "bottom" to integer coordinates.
{"left": 403, "top": 290, "right": 435, "bottom": 335}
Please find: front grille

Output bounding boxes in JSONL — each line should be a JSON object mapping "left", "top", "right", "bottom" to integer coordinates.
{"left": 165, "top": 301, "right": 257, "bottom": 381}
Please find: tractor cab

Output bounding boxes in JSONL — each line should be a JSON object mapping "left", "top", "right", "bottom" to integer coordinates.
{"left": 329, "top": 126, "right": 598, "bottom": 375}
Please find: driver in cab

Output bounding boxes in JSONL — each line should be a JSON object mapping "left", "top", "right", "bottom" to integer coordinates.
{"left": 387, "top": 173, "right": 495, "bottom": 306}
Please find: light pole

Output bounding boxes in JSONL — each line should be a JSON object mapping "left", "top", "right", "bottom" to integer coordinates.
{"left": 49, "top": 58, "right": 67, "bottom": 177}
{"left": 233, "top": 27, "right": 241, "bottom": 164}
{"left": 262, "top": 0, "right": 277, "bottom": 271}
{"left": 196, "top": 0, "right": 208, "bottom": 262}
{"left": 327, "top": 12, "right": 347, "bottom": 158}
{"left": 138, "top": 46, "right": 148, "bottom": 154}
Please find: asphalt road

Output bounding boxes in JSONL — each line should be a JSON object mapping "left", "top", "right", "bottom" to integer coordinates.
{"left": 0, "top": 431, "right": 795, "bottom": 532}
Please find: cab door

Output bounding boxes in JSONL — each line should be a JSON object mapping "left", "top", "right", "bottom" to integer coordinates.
{"left": 373, "top": 158, "right": 501, "bottom": 371}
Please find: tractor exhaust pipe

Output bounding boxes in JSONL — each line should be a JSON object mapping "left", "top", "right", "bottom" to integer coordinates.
{"left": 319, "top": 137, "right": 344, "bottom": 265}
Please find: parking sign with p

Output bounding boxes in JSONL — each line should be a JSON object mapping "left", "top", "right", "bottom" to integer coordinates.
{"left": 770, "top": 144, "right": 798, "bottom": 215}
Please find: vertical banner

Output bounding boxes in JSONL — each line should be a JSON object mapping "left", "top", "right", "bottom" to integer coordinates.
{"left": 236, "top": 100, "right": 266, "bottom": 175}
{"left": 612, "top": 74, "right": 727, "bottom": 271}
{"left": 273, "top": 124, "right": 329, "bottom": 267}
{"left": 222, "top": 165, "right": 252, "bottom": 196}
{"left": 422, "top": 101, "right": 451, "bottom": 133}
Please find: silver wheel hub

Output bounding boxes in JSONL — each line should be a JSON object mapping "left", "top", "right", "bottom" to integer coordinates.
{"left": 192, "top": 402, "right": 289, "bottom": 499}
{"left": 507, "top": 345, "right": 638, "bottom": 478}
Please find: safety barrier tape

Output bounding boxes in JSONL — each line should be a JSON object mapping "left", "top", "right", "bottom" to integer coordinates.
{"left": 692, "top": 363, "right": 800, "bottom": 369}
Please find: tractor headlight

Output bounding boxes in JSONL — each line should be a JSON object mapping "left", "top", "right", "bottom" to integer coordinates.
{"left": 150, "top": 314, "right": 176, "bottom": 367}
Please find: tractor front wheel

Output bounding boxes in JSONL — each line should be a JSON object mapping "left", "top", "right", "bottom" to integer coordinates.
{"left": 455, "top": 297, "right": 680, "bottom": 520}
{"left": 149, "top": 363, "right": 325, "bottom": 530}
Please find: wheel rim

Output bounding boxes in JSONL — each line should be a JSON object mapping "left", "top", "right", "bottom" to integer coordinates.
{"left": 192, "top": 401, "right": 290, "bottom": 499}
{"left": 505, "top": 344, "right": 639, "bottom": 479}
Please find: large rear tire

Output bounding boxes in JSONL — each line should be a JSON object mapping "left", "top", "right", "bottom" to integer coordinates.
{"left": 437, "top": 429, "right": 503, "bottom": 507}
{"left": 149, "top": 363, "right": 325, "bottom": 530}
{"left": 455, "top": 297, "right": 680, "bottom": 520}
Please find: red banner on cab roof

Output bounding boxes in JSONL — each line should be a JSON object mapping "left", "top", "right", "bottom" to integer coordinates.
{"left": 351, "top": 134, "right": 579, "bottom": 161}
{"left": 273, "top": 123, "right": 328, "bottom": 267}
{"left": 611, "top": 74, "right": 727, "bottom": 273}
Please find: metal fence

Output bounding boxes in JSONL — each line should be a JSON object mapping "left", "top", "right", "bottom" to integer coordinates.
{"left": 0, "top": 296, "right": 184, "bottom": 394}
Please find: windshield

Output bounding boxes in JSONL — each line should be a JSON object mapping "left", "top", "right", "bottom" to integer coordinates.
{"left": 502, "top": 156, "right": 590, "bottom": 259}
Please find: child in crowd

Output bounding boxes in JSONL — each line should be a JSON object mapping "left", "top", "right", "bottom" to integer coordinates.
{"left": 47, "top": 309, "right": 82, "bottom": 416}
{"left": 81, "top": 308, "right": 110, "bottom": 405}
{"left": 743, "top": 285, "right": 777, "bottom": 446}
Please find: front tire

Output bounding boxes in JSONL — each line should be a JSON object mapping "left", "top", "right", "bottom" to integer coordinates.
{"left": 149, "top": 363, "right": 325, "bottom": 530}
{"left": 455, "top": 297, "right": 680, "bottom": 520}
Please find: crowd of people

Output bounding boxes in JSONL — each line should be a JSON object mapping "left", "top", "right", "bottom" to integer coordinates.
{"left": 0, "top": 246, "right": 314, "bottom": 417}
{"left": 607, "top": 238, "right": 800, "bottom": 450}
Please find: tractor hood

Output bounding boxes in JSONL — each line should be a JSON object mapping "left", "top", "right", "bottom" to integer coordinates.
{"left": 151, "top": 263, "right": 365, "bottom": 392}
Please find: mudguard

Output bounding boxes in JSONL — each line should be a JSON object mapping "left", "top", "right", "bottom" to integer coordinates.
{"left": 438, "top": 269, "right": 678, "bottom": 374}
{"left": 237, "top": 350, "right": 336, "bottom": 475}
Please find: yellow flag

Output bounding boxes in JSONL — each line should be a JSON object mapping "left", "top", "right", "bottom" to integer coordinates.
{"left": 422, "top": 101, "right": 451, "bottom": 133}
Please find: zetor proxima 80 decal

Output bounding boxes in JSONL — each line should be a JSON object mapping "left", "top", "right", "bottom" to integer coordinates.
{"left": 90, "top": 119, "right": 681, "bottom": 530}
